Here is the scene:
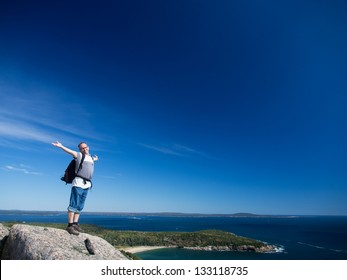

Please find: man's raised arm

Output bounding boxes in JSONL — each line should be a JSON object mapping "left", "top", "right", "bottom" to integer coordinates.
{"left": 52, "top": 141, "right": 78, "bottom": 158}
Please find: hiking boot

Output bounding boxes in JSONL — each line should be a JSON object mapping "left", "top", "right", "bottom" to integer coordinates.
{"left": 66, "top": 225, "right": 79, "bottom": 235}
{"left": 73, "top": 224, "right": 84, "bottom": 233}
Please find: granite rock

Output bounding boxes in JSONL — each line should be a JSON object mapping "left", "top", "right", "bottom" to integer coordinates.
{"left": 0, "top": 223, "right": 9, "bottom": 257}
{"left": 1, "top": 223, "right": 128, "bottom": 260}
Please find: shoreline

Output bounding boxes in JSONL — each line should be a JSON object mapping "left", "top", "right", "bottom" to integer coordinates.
{"left": 119, "top": 244, "right": 280, "bottom": 254}
{"left": 119, "top": 246, "right": 169, "bottom": 254}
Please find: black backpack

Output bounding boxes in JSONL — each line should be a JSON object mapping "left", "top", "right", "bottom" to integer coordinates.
{"left": 61, "top": 153, "right": 85, "bottom": 184}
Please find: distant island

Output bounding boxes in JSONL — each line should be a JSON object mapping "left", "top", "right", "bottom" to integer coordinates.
{"left": 0, "top": 209, "right": 299, "bottom": 218}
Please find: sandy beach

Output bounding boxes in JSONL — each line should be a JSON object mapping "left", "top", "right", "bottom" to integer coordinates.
{"left": 120, "top": 246, "right": 168, "bottom": 253}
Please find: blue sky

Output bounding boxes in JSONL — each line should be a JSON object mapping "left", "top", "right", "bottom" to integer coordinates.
{"left": 0, "top": 0, "right": 346, "bottom": 215}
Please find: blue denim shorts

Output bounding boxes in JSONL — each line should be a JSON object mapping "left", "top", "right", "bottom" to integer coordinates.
{"left": 68, "top": 187, "right": 89, "bottom": 213}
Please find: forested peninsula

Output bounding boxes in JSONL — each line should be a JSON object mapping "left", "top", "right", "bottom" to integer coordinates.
{"left": 3, "top": 222, "right": 277, "bottom": 256}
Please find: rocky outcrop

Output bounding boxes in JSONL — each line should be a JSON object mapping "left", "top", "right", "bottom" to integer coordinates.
{"left": 0, "top": 223, "right": 9, "bottom": 257}
{"left": 1, "top": 223, "right": 128, "bottom": 260}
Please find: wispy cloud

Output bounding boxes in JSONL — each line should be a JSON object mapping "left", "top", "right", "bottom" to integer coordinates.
{"left": 99, "top": 173, "right": 123, "bottom": 179}
{"left": 137, "top": 143, "right": 187, "bottom": 157}
{"left": 2, "top": 164, "right": 42, "bottom": 175}
{"left": 172, "top": 144, "right": 210, "bottom": 157}
{"left": 137, "top": 142, "right": 217, "bottom": 159}
{"left": 0, "top": 84, "right": 103, "bottom": 148}
{"left": 0, "top": 119, "right": 56, "bottom": 143}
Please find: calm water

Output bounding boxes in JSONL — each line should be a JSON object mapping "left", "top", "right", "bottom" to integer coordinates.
{"left": 1, "top": 212, "right": 346, "bottom": 260}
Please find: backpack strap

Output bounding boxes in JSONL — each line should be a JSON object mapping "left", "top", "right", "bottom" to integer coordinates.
{"left": 76, "top": 153, "right": 86, "bottom": 174}
{"left": 75, "top": 175, "right": 92, "bottom": 188}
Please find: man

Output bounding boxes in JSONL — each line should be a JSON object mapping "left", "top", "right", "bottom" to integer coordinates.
{"left": 52, "top": 141, "right": 98, "bottom": 235}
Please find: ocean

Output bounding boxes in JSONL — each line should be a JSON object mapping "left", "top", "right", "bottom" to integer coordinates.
{"left": 1, "top": 212, "right": 346, "bottom": 260}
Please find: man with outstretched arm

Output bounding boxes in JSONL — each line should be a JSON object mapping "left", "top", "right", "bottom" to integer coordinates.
{"left": 52, "top": 141, "right": 98, "bottom": 235}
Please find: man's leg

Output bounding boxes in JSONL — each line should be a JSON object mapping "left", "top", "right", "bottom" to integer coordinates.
{"left": 67, "top": 187, "right": 80, "bottom": 236}
{"left": 73, "top": 212, "right": 80, "bottom": 223}
{"left": 68, "top": 211, "right": 75, "bottom": 224}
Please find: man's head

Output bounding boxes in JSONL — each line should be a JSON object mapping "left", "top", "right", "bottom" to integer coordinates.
{"left": 78, "top": 142, "right": 90, "bottom": 155}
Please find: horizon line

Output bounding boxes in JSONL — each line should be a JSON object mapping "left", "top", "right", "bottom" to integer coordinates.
{"left": 0, "top": 209, "right": 346, "bottom": 217}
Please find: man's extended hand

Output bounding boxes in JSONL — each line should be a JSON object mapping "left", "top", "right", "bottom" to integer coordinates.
{"left": 52, "top": 141, "right": 63, "bottom": 148}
